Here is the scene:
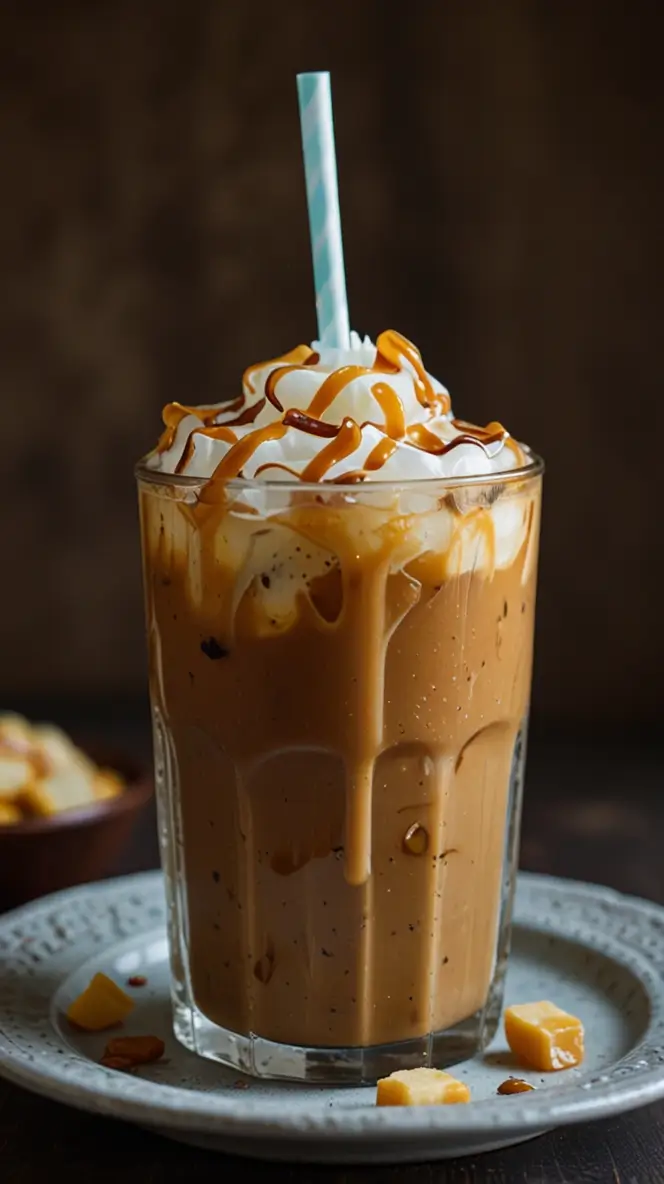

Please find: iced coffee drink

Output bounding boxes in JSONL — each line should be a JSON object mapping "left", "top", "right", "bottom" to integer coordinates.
{"left": 138, "top": 329, "right": 542, "bottom": 1082}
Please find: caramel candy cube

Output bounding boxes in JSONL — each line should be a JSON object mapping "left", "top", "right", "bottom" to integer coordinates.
{"left": 504, "top": 1001, "right": 584, "bottom": 1071}
{"left": 376, "top": 1067, "right": 471, "bottom": 1106}
{"left": 67, "top": 972, "right": 135, "bottom": 1031}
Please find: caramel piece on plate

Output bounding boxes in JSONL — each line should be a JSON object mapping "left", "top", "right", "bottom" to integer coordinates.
{"left": 504, "top": 1000, "right": 584, "bottom": 1071}
{"left": 497, "top": 1076, "right": 536, "bottom": 1095}
{"left": 103, "top": 1035, "right": 165, "bottom": 1066}
{"left": 376, "top": 1067, "right": 471, "bottom": 1106}
{"left": 67, "top": 972, "right": 135, "bottom": 1031}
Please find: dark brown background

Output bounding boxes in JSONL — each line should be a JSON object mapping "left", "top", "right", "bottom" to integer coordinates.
{"left": 1, "top": 0, "right": 663, "bottom": 728}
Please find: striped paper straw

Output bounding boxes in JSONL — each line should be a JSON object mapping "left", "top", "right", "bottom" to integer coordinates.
{"left": 296, "top": 72, "right": 350, "bottom": 349}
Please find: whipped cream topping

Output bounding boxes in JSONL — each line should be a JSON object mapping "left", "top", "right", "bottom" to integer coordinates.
{"left": 146, "top": 330, "right": 526, "bottom": 484}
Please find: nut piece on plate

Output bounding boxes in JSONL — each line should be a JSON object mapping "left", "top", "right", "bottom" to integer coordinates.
{"left": 376, "top": 1067, "right": 471, "bottom": 1106}
{"left": 0, "top": 714, "right": 125, "bottom": 825}
{"left": 504, "top": 1000, "right": 584, "bottom": 1071}
{"left": 67, "top": 972, "right": 135, "bottom": 1031}
{"left": 100, "top": 1035, "right": 165, "bottom": 1071}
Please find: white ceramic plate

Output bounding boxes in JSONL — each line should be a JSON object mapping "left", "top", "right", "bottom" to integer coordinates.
{"left": 1, "top": 871, "right": 663, "bottom": 1164}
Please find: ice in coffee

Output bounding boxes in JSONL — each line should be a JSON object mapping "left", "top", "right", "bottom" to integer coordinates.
{"left": 138, "top": 328, "right": 542, "bottom": 1081}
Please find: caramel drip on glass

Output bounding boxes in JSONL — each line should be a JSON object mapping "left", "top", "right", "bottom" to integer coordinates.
{"left": 342, "top": 555, "right": 389, "bottom": 887}
{"left": 365, "top": 437, "right": 398, "bottom": 472}
{"left": 301, "top": 419, "right": 363, "bottom": 482}
{"left": 371, "top": 382, "right": 406, "bottom": 438}
{"left": 211, "top": 422, "right": 288, "bottom": 481}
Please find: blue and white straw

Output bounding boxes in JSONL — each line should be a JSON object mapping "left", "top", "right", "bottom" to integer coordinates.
{"left": 296, "top": 72, "right": 350, "bottom": 350}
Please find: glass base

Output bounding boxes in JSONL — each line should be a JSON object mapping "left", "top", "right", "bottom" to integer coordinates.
{"left": 172, "top": 995, "right": 502, "bottom": 1084}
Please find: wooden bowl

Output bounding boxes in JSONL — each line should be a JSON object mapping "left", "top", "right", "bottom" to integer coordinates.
{"left": 0, "top": 752, "right": 153, "bottom": 911}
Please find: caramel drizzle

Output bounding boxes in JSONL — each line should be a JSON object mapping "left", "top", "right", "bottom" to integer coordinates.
{"left": 303, "top": 330, "right": 448, "bottom": 422}
{"left": 452, "top": 418, "right": 505, "bottom": 439}
{"left": 263, "top": 352, "right": 321, "bottom": 412}
{"left": 374, "top": 330, "right": 442, "bottom": 409}
{"left": 253, "top": 461, "right": 300, "bottom": 479}
{"left": 301, "top": 418, "right": 363, "bottom": 482}
{"left": 306, "top": 365, "right": 370, "bottom": 418}
{"left": 165, "top": 330, "right": 519, "bottom": 483}
{"left": 211, "top": 421, "right": 288, "bottom": 481}
{"left": 174, "top": 425, "right": 238, "bottom": 475}
{"left": 242, "top": 344, "right": 315, "bottom": 395}
{"left": 364, "top": 437, "right": 398, "bottom": 471}
{"left": 155, "top": 401, "right": 224, "bottom": 454}
{"left": 407, "top": 424, "right": 490, "bottom": 456}
{"left": 282, "top": 408, "right": 338, "bottom": 437}
{"left": 451, "top": 418, "right": 509, "bottom": 448}
{"left": 266, "top": 364, "right": 309, "bottom": 412}
{"left": 371, "top": 381, "right": 406, "bottom": 438}
{"left": 449, "top": 419, "right": 525, "bottom": 463}
{"left": 224, "top": 397, "right": 266, "bottom": 427}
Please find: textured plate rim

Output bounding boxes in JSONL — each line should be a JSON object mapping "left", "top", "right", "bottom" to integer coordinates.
{"left": 0, "top": 870, "right": 663, "bottom": 1144}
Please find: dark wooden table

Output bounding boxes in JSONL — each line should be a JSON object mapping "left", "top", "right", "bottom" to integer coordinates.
{"left": 1, "top": 715, "right": 663, "bottom": 1183}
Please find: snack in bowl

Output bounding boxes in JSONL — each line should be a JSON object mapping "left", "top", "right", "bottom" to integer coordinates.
{"left": 0, "top": 714, "right": 125, "bottom": 824}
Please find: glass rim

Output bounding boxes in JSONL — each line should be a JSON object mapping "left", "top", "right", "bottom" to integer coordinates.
{"left": 135, "top": 447, "right": 544, "bottom": 494}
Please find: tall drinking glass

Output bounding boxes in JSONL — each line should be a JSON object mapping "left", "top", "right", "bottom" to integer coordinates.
{"left": 137, "top": 459, "right": 542, "bottom": 1083}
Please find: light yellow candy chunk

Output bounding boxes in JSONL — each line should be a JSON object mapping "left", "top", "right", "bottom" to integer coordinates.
{"left": 505, "top": 1000, "right": 584, "bottom": 1071}
{"left": 376, "top": 1067, "right": 471, "bottom": 1106}
{"left": 67, "top": 972, "right": 135, "bottom": 1031}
